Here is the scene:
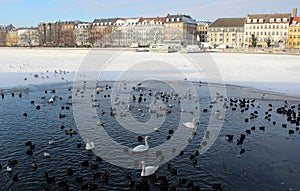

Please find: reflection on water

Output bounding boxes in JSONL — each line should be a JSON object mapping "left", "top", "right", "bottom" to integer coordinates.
{"left": 0, "top": 81, "right": 300, "bottom": 190}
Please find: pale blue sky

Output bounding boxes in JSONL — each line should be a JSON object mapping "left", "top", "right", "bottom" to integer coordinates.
{"left": 1, "top": 0, "right": 300, "bottom": 27}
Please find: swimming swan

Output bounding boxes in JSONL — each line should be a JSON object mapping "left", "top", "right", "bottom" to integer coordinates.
{"left": 85, "top": 138, "right": 95, "bottom": 150}
{"left": 132, "top": 136, "right": 150, "bottom": 152}
{"left": 140, "top": 161, "right": 158, "bottom": 177}
{"left": 184, "top": 119, "right": 197, "bottom": 129}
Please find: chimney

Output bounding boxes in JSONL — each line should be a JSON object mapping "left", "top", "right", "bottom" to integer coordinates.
{"left": 293, "top": 8, "right": 297, "bottom": 18}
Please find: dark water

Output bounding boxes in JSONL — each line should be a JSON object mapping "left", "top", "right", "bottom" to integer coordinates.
{"left": 0, "top": 81, "right": 300, "bottom": 191}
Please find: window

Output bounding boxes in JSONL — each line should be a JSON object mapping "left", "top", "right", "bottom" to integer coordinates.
{"left": 270, "top": 18, "right": 274, "bottom": 23}
{"left": 219, "top": 38, "right": 223, "bottom": 41}
{"left": 269, "top": 25, "right": 271, "bottom": 29}
{"left": 283, "top": 18, "right": 287, "bottom": 22}
{"left": 298, "top": 35, "right": 300, "bottom": 39}
{"left": 259, "top": 19, "right": 264, "bottom": 23}
{"left": 246, "top": 32, "right": 248, "bottom": 35}
{"left": 247, "top": 19, "right": 251, "bottom": 23}
{"left": 253, "top": 19, "right": 257, "bottom": 23}
{"left": 253, "top": 25, "right": 256, "bottom": 29}
{"left": 276, "top": 18, "right": 281, "bottom": 22}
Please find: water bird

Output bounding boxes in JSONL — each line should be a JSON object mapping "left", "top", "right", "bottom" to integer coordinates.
{"left": 184, "top": 118, "right": 197, "bottom": 130}
{"left": 8, "top": 160, "right": 18, "bottom": 165}
{"left": 48, "top": 140, "right": 55, "bottom": 145}
{"left": 132, "top": 136, "right": 150, "bottom": 152}
{"left": 13, "top": 174, "right": 19, "bottom": 181}
{"left": 44, "top": 152, "right": 50, "bottom": 158}
{"left": 140, "top": 161, "right": 159, "bottom": 177}
{"left": 225, "top": 134, "right": 234, "bottom": 141}
{"left": 85, "top": 138, "right": 95, "bottom": 150}
{"left": 31, "top": 161, "right": 38, "bottom": 169}
{"left": 240, "top": 149, "right": 245, "bottom": 154}
{"left": 6, "top": 166, "right": 12, "bottom": 172}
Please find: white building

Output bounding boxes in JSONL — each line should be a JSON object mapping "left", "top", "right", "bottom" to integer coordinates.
{"left": 74, "top": 22, "right": 92, "bottom": 47}
{"left": 244, "top": 13, "right": 291, "bottom": 48}
{"left": 111, "top": 17, "right": 165, "bottom": 47}
{"left": 17, "top": 28, "right": 39, "bottom": 47}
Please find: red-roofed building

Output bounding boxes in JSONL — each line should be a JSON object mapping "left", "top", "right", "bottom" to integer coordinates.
{"left": 288, "top": 11, "right": 300, "bottom": 48}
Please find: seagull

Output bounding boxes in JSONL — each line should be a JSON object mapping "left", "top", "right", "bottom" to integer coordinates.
{"left": 7, "top": 166, "right": 12, "bottom": 172}
{"left": 44, "top": 152, "right": 50, "bottom": 158}
{"left": 48, "top": 140, "right": 55, "bottom": 145}
{"left": 184, "top": 119, "right": 197, "bottom": 130}
{"left": 132, "top": 136, "right": 150, "bottom": 152}
{"left": 48, "top": 97, "right": 54, "bottom": 103}
{"left": 140, "top": 161, "right": 158, "bottom": 177}
{"left": 85, "top": 138, "right": 95, "bottom": 150}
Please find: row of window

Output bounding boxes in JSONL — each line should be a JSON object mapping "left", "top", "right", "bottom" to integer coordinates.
{"left": 210, "top": 33, "right": 241, "bottom": 37}
{"left": 289, "top": 28, "right": 300, "bottom": 32}
{"left": 289, "top": 35, "right": 300, "bottom": 39}
{"left": 246, "top": 24, "right": 288, "bottom": 29}
{"left": 246, "top": 31, "right": 288, "bottom": 36}
{"left": 289, "top": 42, "right": 300, "bottom": 46}
{"left": 246, "top": 18, "right": 288, "bottom": 23}
{"left": 210, "top": 38, "right": 242, "bottom": 42}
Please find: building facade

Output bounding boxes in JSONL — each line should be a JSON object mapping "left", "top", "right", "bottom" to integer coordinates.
{"left": 59, "top": 21, "right": 76, "bottom": 47}
{"left": 288, "top": 8, "right": 299, "bottom": 49}
{"left": 196, "top": 21, "right": 211, "bottom": 43}
{"left": 74, "top": 22, "right": 92, "bottom": 47}
{"left": 17, "top": 27, "right": 39, "bottom": 47}
{"left": 0, "top": 26, "right": 7, "bottom": 46}
{"left": 164, "top": 14, "right": 197, "bottom": 45}
{"left": 6, "top": 28, "right": 18, "bottom": 47}
{"left": 38, "top": 21, "right": 60, "bottom": 47}
{"left": 91, "top": 18, "right": 117, "bottom": 47}
{"left": 208, "top": 18, "right": 245, "bottom": 48}
{"left": 111, "top": 17, "right": 165, "bottom": 47}
{"left": 244, "top": 13, "right": 291, "bottom": 48}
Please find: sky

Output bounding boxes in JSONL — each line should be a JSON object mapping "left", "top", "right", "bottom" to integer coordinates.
{"left": 0, "top": 0, "right": 300, "bottom": 27}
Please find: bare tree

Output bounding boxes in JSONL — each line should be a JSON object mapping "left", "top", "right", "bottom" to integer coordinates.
{"left": 148, "top": 26, "right": 163, "bottom": 45}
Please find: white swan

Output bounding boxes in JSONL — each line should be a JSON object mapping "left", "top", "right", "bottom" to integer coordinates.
{"left": 184, "top": 118, "right": 197, "bottom": 129}
{"left": 85, "top": 138, "right": 95, "bottom": 150}
{"left": 132, "top": 136, "right": 150, "bottom": 152}
{"left": 140, "top": 161, "right": 158, "bottom": 177}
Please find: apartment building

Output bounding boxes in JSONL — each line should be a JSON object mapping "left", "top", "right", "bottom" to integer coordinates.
{"left": 91, "top": 18, "right": 117, "bottom": 47}
{"left": 288, "top": 8, "right": 300, "bottom": 48}
{"left": 208, "top": 18, "right": 245, "bottom": 48}
{"left": 74, "top": 22, "right": 92, "bottom": 47}
{"left": 244, "top": 13, "right": 291, "bottom": 48}
{"left": 196, "top": 21, "right": 211, "bottom": 43}
{"left": 6, "top": 28, "right": 18, "bottom": 47}
{"left": 17, "top": 27, "right": 39, "bottom": 47}
{"left": 38, "top": 21, "right": 60, "bottom": 46}
{"left": 164, "top": 14, "right": 197, "bottom": 45}
{"left": 59, "top": 21, "right": 77, "bottom": 47}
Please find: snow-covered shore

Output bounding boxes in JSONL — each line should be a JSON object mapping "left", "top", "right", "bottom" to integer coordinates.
{"left": 0, "top": 48, "right": 299, "bottom": 96}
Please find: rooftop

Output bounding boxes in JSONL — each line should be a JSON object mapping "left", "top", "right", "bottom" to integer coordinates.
{"left": 209, "top": 18, "right": 245, "bottom": 28}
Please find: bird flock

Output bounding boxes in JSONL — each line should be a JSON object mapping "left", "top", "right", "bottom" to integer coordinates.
{"left": 0, "top": 79, "right": 300, "bottom": 191}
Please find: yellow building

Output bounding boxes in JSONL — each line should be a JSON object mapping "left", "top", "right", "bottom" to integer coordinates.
{"left": 6, "top": 28, "right": 18, "bottom": 47}
{"left": 288, "top": 17, "right": 300, "bottom": 48}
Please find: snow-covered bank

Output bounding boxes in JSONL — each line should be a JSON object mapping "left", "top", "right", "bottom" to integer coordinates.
{"left": 0, "top": 49, "right": 299, "bottom": 96}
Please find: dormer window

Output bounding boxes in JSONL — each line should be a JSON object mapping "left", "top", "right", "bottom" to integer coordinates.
{"left": 270, "top": 18, "right": 274, "bottom": 23}
{"left": 166, "top": 18, "right": 169, "bottom": 22}
{"left": 247, "top": 19, "right": 251, "bottom": 23}
{"left": 276, "top": 18, "right": 281, "bottom": 22}
{"left": 171, "top": 18, "right": 174, "bottom": 22}
{"left": 283, "top": 18, "right": 288, "bottom": 22}
{"left": 177, "top": 18, "right": 180, "bottom": 22}
{"left": 253, "top": 19, "right": 257, "bottom": 23}
{"left": 259, "top": 19, "right": 264, "bottom": 23}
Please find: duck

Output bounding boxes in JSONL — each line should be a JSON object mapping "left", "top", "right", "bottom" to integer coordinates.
{"left": 183, "top": 119, "right": 197, "bottom": 130}
{"left": 140, "top": 161, "right": 159, "bottom": 177}
{"left": 85, "top": 138, "right": 95, "bottom": 150}
{"left": 132, "top": 136, "right": 150, "bottom": 152}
